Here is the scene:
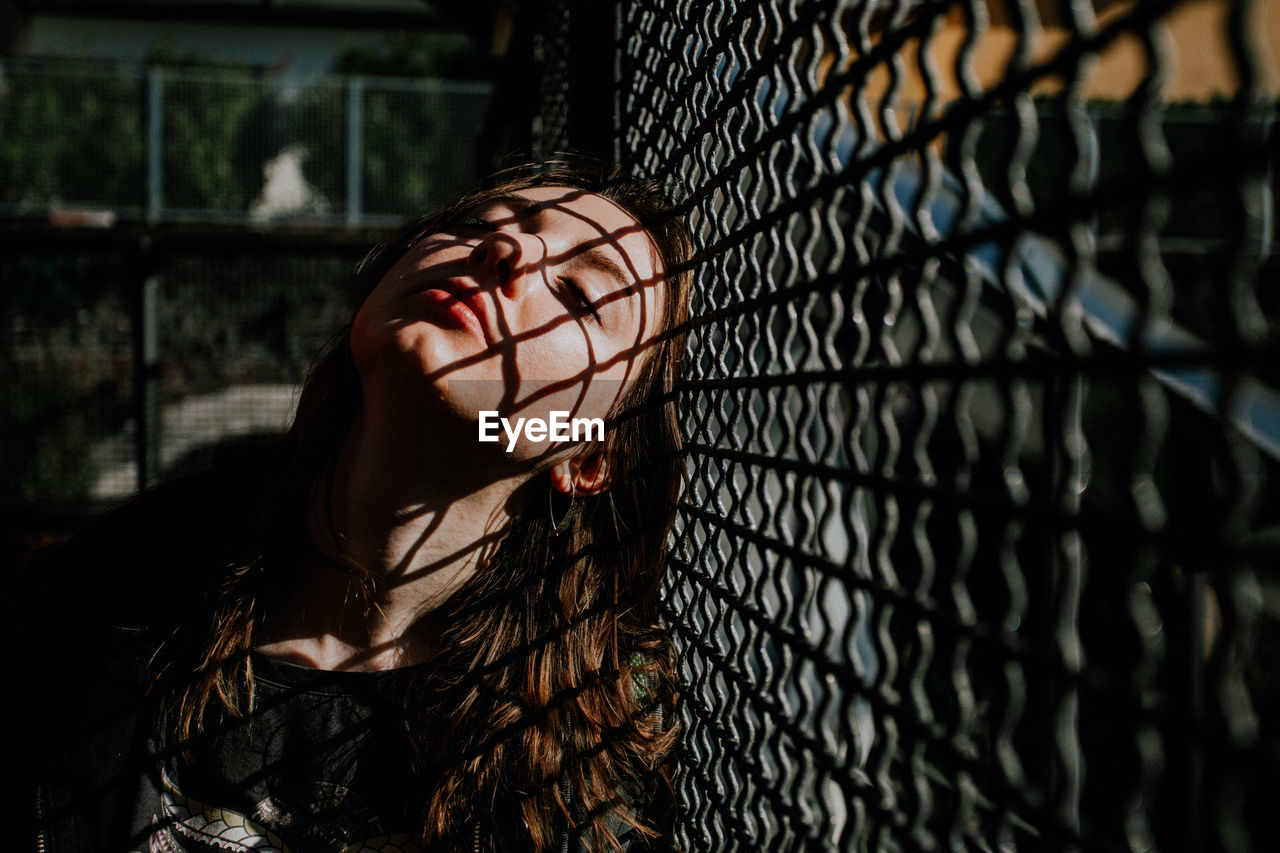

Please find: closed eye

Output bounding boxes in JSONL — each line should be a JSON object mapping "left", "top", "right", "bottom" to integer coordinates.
{"left": 562, "top": 278, "right": 602, "bottom": 323}
{"left": 457, "top": 215, "right": 497, "bottom": 232}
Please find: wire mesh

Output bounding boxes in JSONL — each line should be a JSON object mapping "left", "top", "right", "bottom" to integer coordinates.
{"left": 2, "top": 60, "right": 494, "bottom": 525}
{"left": 1, "top": 246, "right": 361, "bottom": 509}
{"left": 530, "top": 0, "right": 574, "bottom": 158}
{"left": 491, "top": 0, "right": 1280, "bottom": 849}
{"left": 0, "top": 61, "right": 146, "bottom": 212}
{"left": 1, "top": 251, "right": 136, "bottom": 507}
{"left": 360, "top": 78, "right": 495, "bottom": 218}
{"left": 2, "top": 1, "right": 1276, "bottom": 847}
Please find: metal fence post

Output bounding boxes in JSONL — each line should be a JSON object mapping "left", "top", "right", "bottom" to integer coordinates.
{"left": 146, "top": 67, "right": 164, "bottom": 221}
{"left": 346, "top": 77, "right": 364, "bottom": 227}
{"left": 133, "top": 237, "right": 161, "bottom": 490}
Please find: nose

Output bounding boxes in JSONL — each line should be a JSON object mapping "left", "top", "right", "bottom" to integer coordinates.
{"left": 467, "top": 231, "right": 544, "bottom": 300}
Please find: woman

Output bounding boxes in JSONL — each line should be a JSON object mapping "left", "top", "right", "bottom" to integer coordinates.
{"left": 14, "top": 158, "right": 693, "bottom": 852}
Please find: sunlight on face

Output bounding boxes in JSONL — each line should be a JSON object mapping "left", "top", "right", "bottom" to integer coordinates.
{"left": 350, "top": 186, "right": 667, "bottom": 460}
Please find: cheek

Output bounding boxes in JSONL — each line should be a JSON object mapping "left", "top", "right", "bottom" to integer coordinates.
{"left": 348, "top": 302, "right": 378, "bottom": 373}
{"left": 348, "top": 284, "right": 438, "bottom": 384}
{"left": 349, "top": 292, "right": 399, "bottom": 377}
{"left": 507, "top": 307, "right": 595, "bottom": 373}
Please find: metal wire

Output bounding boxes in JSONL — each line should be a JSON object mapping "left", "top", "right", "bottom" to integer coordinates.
{"left": 505, "top": 0, "right": 1280, "bottom": 849}
{"left": 2, "top": 1, "right": 1276, "bottom": 847}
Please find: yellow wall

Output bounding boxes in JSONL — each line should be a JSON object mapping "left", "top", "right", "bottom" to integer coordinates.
{"left": 848, "top": 0, "right": 1278, "bottom": 121}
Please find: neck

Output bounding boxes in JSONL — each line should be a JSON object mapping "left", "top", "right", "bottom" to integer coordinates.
{"left": 256, "top": 404, "right": 530, "bottom": 671}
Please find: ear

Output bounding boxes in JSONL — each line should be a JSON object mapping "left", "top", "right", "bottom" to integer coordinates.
{"left": 550, "top": 449, "right": 613, "bottom": 496}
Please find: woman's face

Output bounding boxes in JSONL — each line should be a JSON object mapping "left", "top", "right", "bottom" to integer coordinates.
{"left": 351, "top": 186, "right": 667, "bottom": 461}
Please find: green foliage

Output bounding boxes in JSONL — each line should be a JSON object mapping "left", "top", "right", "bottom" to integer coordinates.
{"left": 1, "top": 53, "right": 277, "bottom": 216}
{"left": 137, "top": 47, "right": 278, "bottom": 213}
{"left": 2, "top": 375, "right": 98, "bottom": 504}
{"left": 161, "top": 74, "right": 274, "bottom": 212}
{"left": 283, "top": 82, "right": 347, "bottom": 210}
{"left": 1, "top": 256, "right": 133, "bottom": 506}
{"left": 0, "top": 41, "right": 490, "bottom": 221}
{"left": 286, "top": 78, "right": 490, "bottom": 219}
{"left": 318, "top": 32, "right": 492, "bottom": 215}
{"left": 144, "top": 45, "right": 258, "bottom": 73}
{"left": 0, "top": 66, "right": 145, "bottom": 208}
{"left": 331, "top": 32, "right": 489, "bottom": 80}
{"left": 362, "top": 85, "right": 460, "bottom": 216}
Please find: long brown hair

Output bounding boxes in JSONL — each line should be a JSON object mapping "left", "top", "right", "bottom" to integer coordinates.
{"left": 162, "top": 157, "right": 694, "bottom": 851}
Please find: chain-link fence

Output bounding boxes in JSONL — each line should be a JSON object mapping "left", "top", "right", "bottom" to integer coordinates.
{"left": 499, "top": 0, "right": 1280, "bottom": 850}
{"left": 4, "top": 1, "right": 1278, "bottom": 847}
{"left": 0, "top": 60, "right": 491, "bottom": 225}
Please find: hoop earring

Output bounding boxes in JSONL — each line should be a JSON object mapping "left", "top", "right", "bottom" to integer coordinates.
{"left": 549, "top": 480, "right": 577, "bottom": 536}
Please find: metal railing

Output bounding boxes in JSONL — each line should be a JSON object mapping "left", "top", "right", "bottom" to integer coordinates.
{"left": 501, "top": 0, "right": 1280, "bottom": 849}
{"left": 0, "top": 60, "right": 492, "bottom": 226}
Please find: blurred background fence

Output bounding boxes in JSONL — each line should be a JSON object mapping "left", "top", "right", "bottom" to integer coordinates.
{"left": 1, "top": 24, "right": 494, "bottom": 551}
{"left": 3, "top": 0, "right": 1280, "bottom": 850}
{"left": 1, "top": 59, "right": 491, "bottom": 224}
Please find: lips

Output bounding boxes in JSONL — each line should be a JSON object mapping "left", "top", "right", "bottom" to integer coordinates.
{"left": 420, "top": 280, "right": 492, "bottom": 345}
